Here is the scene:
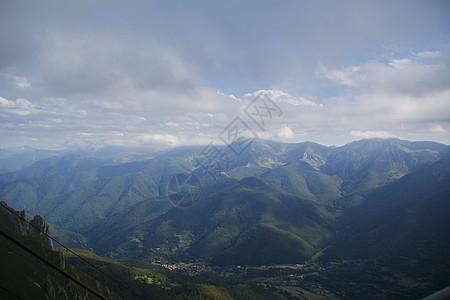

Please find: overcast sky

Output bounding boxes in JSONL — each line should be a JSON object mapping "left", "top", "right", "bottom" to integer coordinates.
{"left": 1, "top": 0, "right": 449, "bottom": 150}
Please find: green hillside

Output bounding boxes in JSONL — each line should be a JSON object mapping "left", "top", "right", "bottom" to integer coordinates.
{"left": 0, "top": 138, "right": 448, "bottom": 298}
{"left": 259, "top": 161, "right": 342, "bottom": 203}
{"left": 63, "top": 248, "right": 284, "bottom": 300}
{"left": 84, "top": 177, "right": 335, "bottom": 266}
{"left": 0, "top": 152, "right": 195, "bottom": 231}
{"left": 0, "top": 139, "right": 444, "bottom": 231}
{"left": 323, "top": 139, "right": 445, "bottom": 209}
{"left": 317, "top": 154, "right": 450, "bottom": 299}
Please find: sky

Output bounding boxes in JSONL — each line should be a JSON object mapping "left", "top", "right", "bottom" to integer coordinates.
{"left": 1, "top": 0, "right": 449, "bottom": 150}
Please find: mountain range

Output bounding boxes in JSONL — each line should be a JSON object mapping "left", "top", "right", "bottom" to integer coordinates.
{"left": 0, "top": 138, "right": 449, "bottom": 299}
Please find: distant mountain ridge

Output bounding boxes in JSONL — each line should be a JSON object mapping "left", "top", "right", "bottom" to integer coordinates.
{"left": 0, "top": 146, "right": 68, "bottom": 173}
{"left": 0, "top": 138, "right": 446, "bottom": 263}
{"left": 1, "top": 138, "right": 449, "bottom": 298}
{"left": 0, "top": 138, "right": 445, "bottom": 226}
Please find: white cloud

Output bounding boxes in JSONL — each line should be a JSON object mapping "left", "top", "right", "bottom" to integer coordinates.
{"left": 5, "top": 74, "right": 31, "bottom": 88}
{"left": 138, "top": 134, "right": 180, "bottom": 147}
{"left": 277, "top": 125, "right": 295, "bottom": 139}
{"left": 318, "top": 52, "right": 449, "bottom": 97}
{"left": 165, "top": 122, "right": 180, "bottom": 127}
{"left": 430, "top": 124, "right": 446, "bottom": 134}
{"left": 0, "top": 96, "right": 38, "bottom": 115}
{"left": 388, "top": 58, "right": 412, "bottom": 69}
{"left": 244, "top": 89, "right": 323, "bottom": 108}
{"left": 317, "top": 64, "right": 360, "bottom": 86}
{"left": 0, "top": 72, "right": 31, "bottom": 89}
{"left": 217, "top": 91, "right": 237, "bottom": 101}
{"left": 350, "top": 130, "right": 397, "bottom": 139}
{"left": 414, "top": 50, "right": 441, "bottom": 59}
{"left": 0, "top": 96, "right": 14, "bottom": 107}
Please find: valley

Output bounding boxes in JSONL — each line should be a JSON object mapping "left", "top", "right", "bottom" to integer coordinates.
{"left": 0, "top": 138, "right": 449, "bottom": 299}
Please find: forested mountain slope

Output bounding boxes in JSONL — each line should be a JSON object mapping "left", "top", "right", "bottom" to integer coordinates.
{"left": 0, "top": 139, "right": 446, "bottom": 266}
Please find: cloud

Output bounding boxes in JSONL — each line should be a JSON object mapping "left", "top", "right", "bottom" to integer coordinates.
{"left": 430, "top": 124, "right": 447, "bottom": 134}
{"left": 0, "top": 1, "right": 449, "bottom": 148}
{"left": 317, "top": 65, "right": 360, "bottom": 86}
{"left": 34, "top": 31, "right": 197, "bottom": 99}
{"left": 318, "top": 53, "right": 450, "bottom": 97}
{"left": 0, "top": 96, "right": 38, "bottom": 115}
{"left": 2, "top": 1, "right": 448, "bottom": 94}
{"left": 350, "top": 130, "right": 397, "bottom": 139}
{"left": 277, "top": 125, "right": 295, "bottom": 139}
{"left": 165, "top": 122, "right": 180, "bottom": 128}
{"left": 244, "top": 90, "right": 323, "bottom": 108}
{"left": 0, "top": 96, "right": 14, "bottom": 107}
{"left": 313, "top": 49, "right": 450, "bottom": 142}
{"left": 414, "top": 50, "right": 441, "bottom": 59}
{"left": 76, "top": 132, "right": 95, "bottom": 136}
{"left": 138, "top": 134, "right": 180, "bottom": 147}
{"left": 2, "top": 73, "right": 31, "bottom": 88}
{"left": 388, "top": 58, "right": 412, "bottom": 69}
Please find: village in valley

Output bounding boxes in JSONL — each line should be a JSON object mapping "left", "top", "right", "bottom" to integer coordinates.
{"left": 161, "top": 263, "right": 209, "bottom": 277}
{"left": 158, "top": 260, "right": 341, "bottom": 299}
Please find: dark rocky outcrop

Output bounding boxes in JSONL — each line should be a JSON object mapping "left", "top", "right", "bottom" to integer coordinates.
{"left": 0, "top": 201, "right": 119, "bottom": 299}
{"left": 0, "top": 201, "right": 53, "bottom": 248}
